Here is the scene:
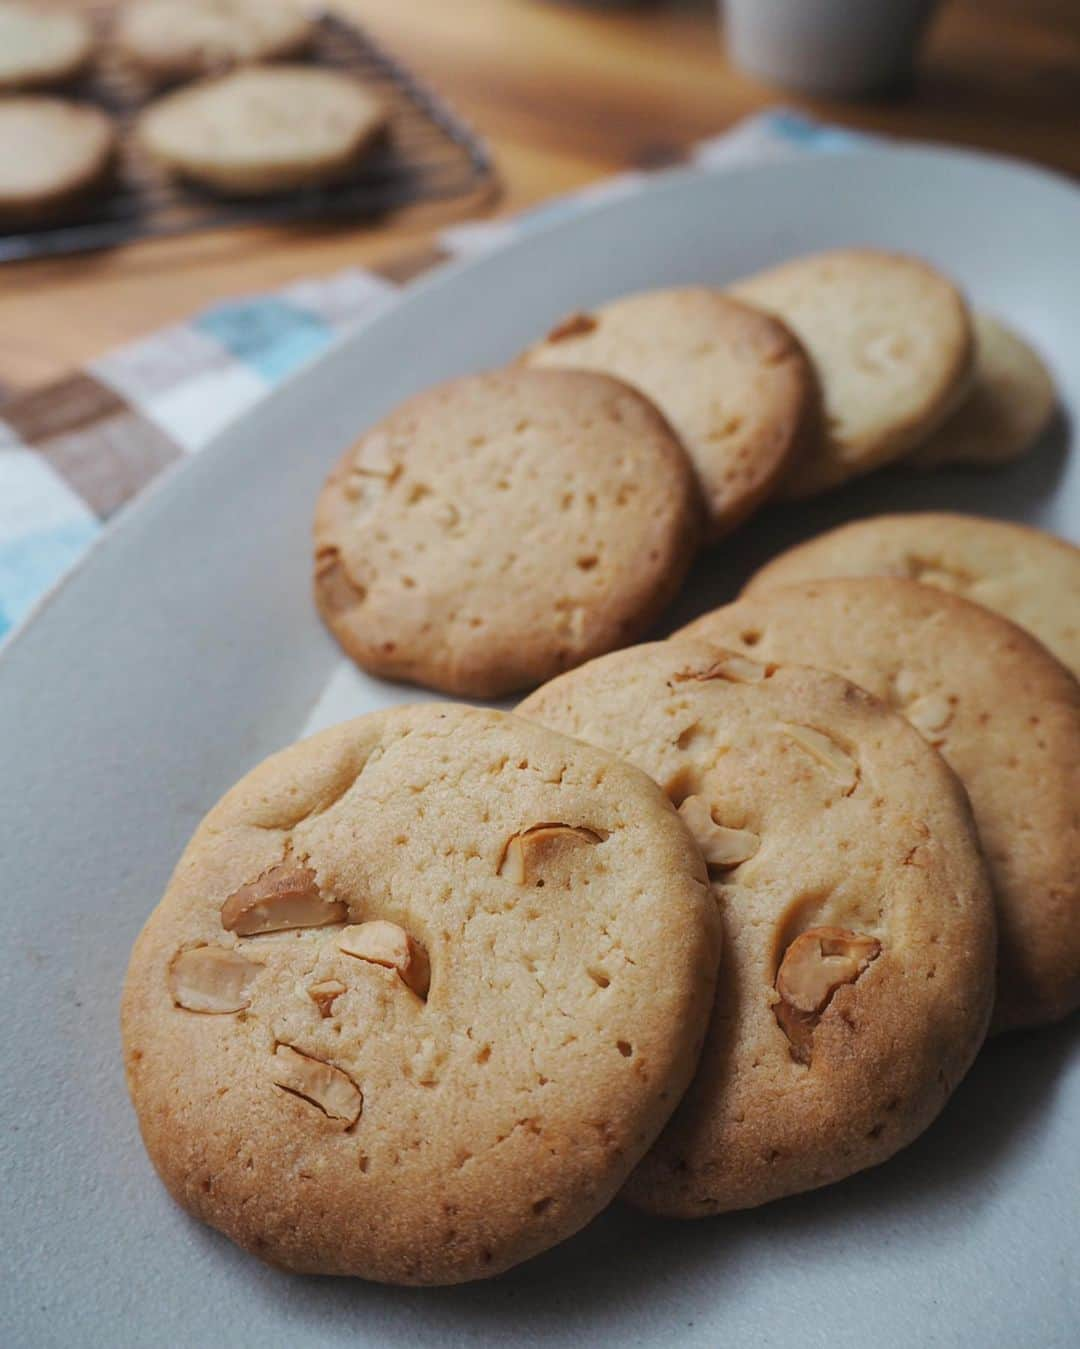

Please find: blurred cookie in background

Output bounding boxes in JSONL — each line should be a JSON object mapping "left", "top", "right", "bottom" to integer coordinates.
{"left": 137, "top": 66, "right": 387, "bottom": 195}
{"left": 0, "top": 98, "right": 116, "bottom": 221}
{"left": 116, "top": 0, "right": 313, "bottom": 83}
{"left": 0, "top": 2, "right": 95, "bottom": 92}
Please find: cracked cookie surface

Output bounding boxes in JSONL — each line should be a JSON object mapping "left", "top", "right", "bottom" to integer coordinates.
{"left": 682, "top": 579, "right": 1080, "bottom": 1031}
{"left": 312, "top": 368, "right": 701, "bottom": 697}
{"left": 122, "top": 704, "right": 720, "bottom": 1283}
{"left": 519, "top": 640, "right": 995, "bottom": 1215}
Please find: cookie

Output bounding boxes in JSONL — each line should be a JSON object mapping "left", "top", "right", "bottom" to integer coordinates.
{"left": 905, "top": 315, "right": 1056, "bottom": 469}
{"left": 519, "top": 640, "right": 994, "bottom": 1215}
{"left": 731, "top": 250, "right": 975, "bottom": 497}
{"left": 0, "top": 98, "right": 115, "bottom": 221}
{"left": 137, "top": 66, "right": 386, "bottom": 196}
{"left": 524, "top": 288, "right": 815, "bottom": 541}
{"left": 681, "top": 579, "right": 1080, "bottom": 1031}
{"left": 0, "top": 2, "right": 93, "bottom": 91}
{"left": 313, "top": 368, "right": 702, "bottom": 698}
{"left": 744, "top": 513, "right": 1080, "bottom": 679}
{"left": 116, "top": 0, "right": 312, "bottom": 82}
{"left": 122, "top": 704, "right": 720, "bottom": 1283}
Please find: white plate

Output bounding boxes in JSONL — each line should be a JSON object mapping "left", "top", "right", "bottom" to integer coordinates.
{"left": 2, "top": 147, "right": 1078, "bottom": 1348}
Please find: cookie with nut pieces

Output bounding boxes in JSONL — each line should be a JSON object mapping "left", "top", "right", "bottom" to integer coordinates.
{"left": 116, "top": 0, "right": 313, "bottom": 82}
{"left": 122, "top": 704, "right": 721, "bottom": 1283}
{"left": 744, "top": 512, "right": 1080, "bottom": 680}
{"left": 730, "top": 249, "right": 975, "bottom": 496}
{"left": 519, "top": 640, "right": 995, "bottom": 1215}
{"left": 681, "top": 578, "right": 1080, "bottom": 1032}
{"left": 313, "top": 368, "right": 702, "bottom": 698}
{"left": 524, "top": 288, "right": 816, "bottom": 541}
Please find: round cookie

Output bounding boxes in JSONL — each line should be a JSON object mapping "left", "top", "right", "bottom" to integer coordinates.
{"left": 744, "top": 513, "right": 1080, "bottom": 679}
{"left": 117, "top": 0, "right": 312, "bottom": 82}
{"left": 680, "top": 579, "right": 1080, "bottom": 1032}
{"left": 0, "top": 98, "right": 115, "bottom": 221}
{"left": 122, "top": 704, "right": 720, "bottom": 1283}
{"left": 0, "top": 2, "right": 94, "bottom": 92}
{"left": 313, "top": 368, "right": 702, "bottom": 698}
{"left": 137, "top": 66, "right": 386, "bottom": 196}
{"left": 731, "top": 250, "right": 975, "bottom": 497}
{"left": 524, "top": 288, "right": 816, "bottom": 541}
{"left": 519, "top": 640, "right": 995, "bottom": 1216}
{"left": 906, "top": 315, "right": 1057, "bottom": 470}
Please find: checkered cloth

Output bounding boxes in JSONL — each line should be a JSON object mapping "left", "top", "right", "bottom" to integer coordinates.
{"left": 0, "top": 111, "right": 866, "bottom": 641}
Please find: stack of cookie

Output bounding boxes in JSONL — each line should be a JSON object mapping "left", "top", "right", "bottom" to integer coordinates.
{"left": 0, "top": 0, "right": 388, "bottom": 222}
{"left": 121, "top": 246, "right": 1076, "bottom": 1285}
{"left": 311, "top": 248, "right": 1059, "bottom": 699}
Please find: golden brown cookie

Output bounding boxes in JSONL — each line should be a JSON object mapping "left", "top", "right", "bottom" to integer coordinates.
{"left": 744, "top": 513, "right": 1080, "bottom": 679}
{"left": 137, "top": 66, "right": 386, "bottom": 196}
{"left": 0, "top": 98, "right": 115, "bottom": 221}
{"left": 122, "top": 705, "right": 720, "bottom": 1283}
{"left": 524, "top": 288, "right": 816, "bottom": 541}
{"left": 519, "top": 640, "right": 995, "bottom": 1216}
{"left": 681, "top": 579, "right": 1080, "bottom": 1031}
{"left": 313, "top": 368, "right": 702, "bottom": 698}
{"left": 905, "top": 315, "right": 1057, "bottom": 470}
{"left": 0, "top": 2, "right": 94, "bottom": 91}
{"left": 116, "top": 0, "right": 312, "bottom": 82}
{"left": 731, "top": 250, "right": 975, "bottom": 497}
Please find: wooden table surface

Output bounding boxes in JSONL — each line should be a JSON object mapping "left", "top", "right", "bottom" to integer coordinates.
{"left": 2, "top": 0, "right": 1078, "bottom": 395}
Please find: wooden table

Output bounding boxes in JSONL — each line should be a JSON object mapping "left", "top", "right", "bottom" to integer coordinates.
{"left": 2, "top": 0, "right": 1077, "bottom": 395}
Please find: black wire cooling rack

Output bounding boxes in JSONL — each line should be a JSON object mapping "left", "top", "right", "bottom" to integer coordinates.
{"left": 0, "top": 9, "right": 496, "bottom": 263}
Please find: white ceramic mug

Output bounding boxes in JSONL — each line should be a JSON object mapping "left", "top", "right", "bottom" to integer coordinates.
{"left": 724, "top": 0, "right": 943, "bottom": 98}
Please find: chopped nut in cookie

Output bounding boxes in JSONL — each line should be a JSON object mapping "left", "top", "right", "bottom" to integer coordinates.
{"left": 545, "top": 312, "right": 598, "bottom": 342}
{"left": 677, "top": 795, "right": 759, "bottom": 868}
{"left": 338, "top": 920, "right": 430, "bottom": 998}
{"left": 676, "top": 653, "right": 773, "bottom": 684}
{"left": 308, "top": 979, "right": 346, "bottom": 1018}
{"left": 221, "top": 861, "right": 347, "bottom": 936}
{"left": 780, "top": 724, "right": 859, "bottom": 795}
{"left": 168, "top": 945, "right": 260, "bottom": 1013}
{"left": 314, "top": 548, "right": 367, "bottom": 614}
{"left": 498, "top": 823, "right": 605, "bottom": 886}
{"left": 904, "top": 692, "right": 954, "bottom": 739}
{"left": 271, "top": 1045, "right": 363, "bottom": 1125}
{"left": 774, "top": 927, "right": 881, "bottom": 1063}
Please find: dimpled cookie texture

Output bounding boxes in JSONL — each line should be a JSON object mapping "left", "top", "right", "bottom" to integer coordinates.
{"left": 137, "top": 66, "right": 385, "bottom": 196}
{"left": 0, "top": 2, "right": 93, "bottom": 91}
{"left": 905, "top": 314, "right": 1057, "bottom": 470}
{"left": 731, "top": 249, "right": 975, "bottom": 497}
{"left": 313, "top": 368, "right": 702, "bottom": 698}
{"left": 117, "top": 0, "right": 313, "bottom": 82}
{"left": 0, "top": 99, "right": 115, "bottom": 219}
{"left": 519, "top": 641, "right": 995, "bottom": 1216}
{"left": 122, "top": 705, "right": 721, "bottom": 1284}
{"left": 525, "top": 288, "right": 816, "bottom": 541}
{"left": 681, "top": 579, "right": 1080, "bottom": 1032}
{"left": 744, "top": 513, "right": 1080, "bottom": 680}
